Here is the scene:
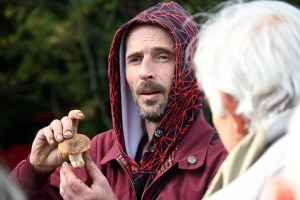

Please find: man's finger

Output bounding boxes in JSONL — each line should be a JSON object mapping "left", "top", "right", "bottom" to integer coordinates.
{"left": 36, "top": 126, "right": 56, "bottom": 145}
{"left": 60, "top": 116, "right": 74, "bottom": 139}
{"left": 84, "top": 154, "right": 106, "bottom": 184}
{"left": 60, "top": 162, "right": 90, "bottom": 196}
{"left": 60, "top": 172, "right": 78, "bottom": 200}
{"left": 84, "top": 154, "right": 118, "bottom": 199}
{"left": 67, "top": 110, "right": 84, "bottom": 134}
{"left": 50, "top": 120, "right": 64, "bottom": 142}
{"left": 68, "top": 110, "right": 84, "bottom": 120}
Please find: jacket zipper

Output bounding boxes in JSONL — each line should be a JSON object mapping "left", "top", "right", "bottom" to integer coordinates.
{"left": 141, "top": 165, "right": 174, "bottom": 200}
{"left": 116, "top": 157, "right": 138, "bottom": 200}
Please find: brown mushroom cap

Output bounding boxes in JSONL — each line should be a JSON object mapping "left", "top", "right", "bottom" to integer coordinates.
{"left": 58, "top": 133, "right": 91, "bottom": 155}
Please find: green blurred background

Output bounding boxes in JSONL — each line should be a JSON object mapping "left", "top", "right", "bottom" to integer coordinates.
{"left": 1, "top": 0, "right": 299, "bottom": 169}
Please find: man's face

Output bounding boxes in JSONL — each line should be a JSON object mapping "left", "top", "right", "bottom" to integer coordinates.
{"left": 125, "top": 24, "right": 175, "bottom": 122}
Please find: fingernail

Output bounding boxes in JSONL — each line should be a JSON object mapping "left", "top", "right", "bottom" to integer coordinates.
{"left": 50, "top": 139, "right": 55, "bottom": 144}
{"left": 85, "top": 154, "right": 92, "bottom": 162}
{"left": 62, "top": 162, "right": 67, "bottom": 167}
{"left": 76, "top": 112, "right": 84, "bottom": 118}
{"left": 56, "top": 134, "right": 64, "bottom": 141}
{"left": 64, "top": 130, "right": 72, "bottom": 138}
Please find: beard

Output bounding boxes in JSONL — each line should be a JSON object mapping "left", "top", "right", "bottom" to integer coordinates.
{"left": 130, "top": 81, "right": 168, "bottom": 122}
{"left": 139, "top": 100, "right": 167, "bottom": 122}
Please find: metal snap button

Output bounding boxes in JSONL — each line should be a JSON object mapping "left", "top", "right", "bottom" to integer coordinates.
{"left": 150, "top": 147, "right": 157, "bottom": 153}
{"left": 188, "top": 156, "right": 196, "bottom": 164}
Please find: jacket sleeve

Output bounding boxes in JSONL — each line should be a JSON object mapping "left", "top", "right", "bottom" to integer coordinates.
{"left": 8, "top": 157, "right": 62, "bottom": 200}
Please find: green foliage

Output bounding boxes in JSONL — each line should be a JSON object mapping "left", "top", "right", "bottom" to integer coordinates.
{"left": 1, "top": 0, "right": 208, "bottom": 145}
{"left": 1, "top": 0, "right": 298, "bottom": 148}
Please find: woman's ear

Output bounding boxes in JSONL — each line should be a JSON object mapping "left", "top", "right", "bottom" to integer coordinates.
{"left": 218, "top": 91, "right": 247, "bottom": 134}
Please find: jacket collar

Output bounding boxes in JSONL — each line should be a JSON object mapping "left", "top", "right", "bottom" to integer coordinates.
{"left": 100, "top": 141, "right": 121, "bottom": 165}
{"left": 262, "top": 109, "right": 294, "bottom": 144}
{"left": 100, "top": 110, "right": 217, "bottom": 171}
{"left": 174, "top": 110, "right": 216, "bottom": 170}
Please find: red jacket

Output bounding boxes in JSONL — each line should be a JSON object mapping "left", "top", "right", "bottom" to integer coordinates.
{"left": 10, "top": 111, "right": 226, "bottom": 200}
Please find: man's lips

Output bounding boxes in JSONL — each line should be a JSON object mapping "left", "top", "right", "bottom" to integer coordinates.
{"left": 135, "top": 81, "right": 166, "bottom": 100}
{"left": 139, "top": 89, "right": 160, "bottom": 95}
{"left": 139, "top": 90, "right": 161, "bottom": 100}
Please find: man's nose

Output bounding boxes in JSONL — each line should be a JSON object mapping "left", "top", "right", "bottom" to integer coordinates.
{"left": 139, "top": 57, "right": 154, "bottom": 80}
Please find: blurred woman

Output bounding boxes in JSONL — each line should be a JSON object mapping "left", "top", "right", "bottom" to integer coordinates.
{"left": 193, "top": 0, "right": 300, "bottom": 199}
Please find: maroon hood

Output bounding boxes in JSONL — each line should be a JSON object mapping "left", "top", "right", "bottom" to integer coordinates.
{"left": 108, "top": 1, "right": 202, "bottom": 197}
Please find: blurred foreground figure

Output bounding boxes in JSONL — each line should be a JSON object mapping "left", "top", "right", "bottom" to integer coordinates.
{"left": 260, "top": 103, "right": 300, "bottom": 200}
{"left": 0, "top": 165, "right": 26, "bottom": 200}
{"left": 194, "top": 0, "right": 300, "bottom": 199}
{"left": 284, "top": 103, "right": 300, "bottom": 199}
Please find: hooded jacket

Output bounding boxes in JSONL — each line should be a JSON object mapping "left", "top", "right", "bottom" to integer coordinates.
{"left": 9, "top": 2, "right": 227, "bottom": 200}
{"left": 109, "top": 1, "right": 210, "bottom": 197}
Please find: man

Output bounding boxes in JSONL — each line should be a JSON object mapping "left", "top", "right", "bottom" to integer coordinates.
{"left": 193, "top": 0, "right": 300, "bottom": 199}
{"left": 9, "top": 2, "right": 227, "bottom": 199}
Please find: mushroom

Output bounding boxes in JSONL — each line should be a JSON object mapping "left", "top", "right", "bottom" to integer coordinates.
{"left": 58, "top": 133, "right": 91, "bottom": 168}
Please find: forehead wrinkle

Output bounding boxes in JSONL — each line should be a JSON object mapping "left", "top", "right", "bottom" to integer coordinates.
{"left": 125, "top": 25, "right": 174, "bottom": 54}
{"left": 126, "top": 31, "right": 174, "bottom": 55}
{"left": 126, "top": 45, "right": 174, "bottom": 60}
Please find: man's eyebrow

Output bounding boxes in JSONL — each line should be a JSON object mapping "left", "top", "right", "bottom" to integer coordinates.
{"left": 152, "top": 46, "right": 174, "bottom": 54}
{"left": 126, "top": 47, "right": 174, "bottom": 60}
{"left": 126, "top": 51, "right": 141, "bottom": 60}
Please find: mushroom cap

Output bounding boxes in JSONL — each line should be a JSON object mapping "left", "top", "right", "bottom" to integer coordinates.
{"left": 58, "top": 133, "right": 91, "bottom": 155}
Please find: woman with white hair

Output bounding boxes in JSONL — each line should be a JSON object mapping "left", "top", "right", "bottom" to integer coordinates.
{"left": 194, "top": 0, "right": 300, "bottom": 199}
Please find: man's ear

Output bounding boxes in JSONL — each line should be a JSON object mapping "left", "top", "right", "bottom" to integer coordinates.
{"left": 218, "top": 91, "right": 246, "bottom": 134}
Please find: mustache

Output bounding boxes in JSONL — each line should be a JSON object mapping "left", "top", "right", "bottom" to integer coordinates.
{"left": 135, "top": 81, "right": 166, "bottom": 95}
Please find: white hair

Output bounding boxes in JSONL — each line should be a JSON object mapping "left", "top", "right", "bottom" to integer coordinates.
{"left": 194, "top": 0, "right": 300, "bottom": 129}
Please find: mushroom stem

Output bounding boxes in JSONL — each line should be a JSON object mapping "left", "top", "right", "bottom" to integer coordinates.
{"left": 69, "top": 154, "right": 85, "bottom": 168}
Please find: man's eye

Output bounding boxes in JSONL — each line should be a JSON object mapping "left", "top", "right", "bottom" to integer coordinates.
{"left": 158, "top": 54, "right": 173, "bottom": 61}
{"left": 129, "top": 58, "right": 141, "bottom": 63}
{"left": 160, "top": 55, "right": 169, "bottom": 59}
{"left": 158, "top": 53, "right": 170, "bottom": 60}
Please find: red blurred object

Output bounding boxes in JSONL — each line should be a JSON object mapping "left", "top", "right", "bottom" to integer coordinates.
{"left": 0, "top": 144, "right": 31, "bottom": 170}
{"left": 30, "top": 110, "right": 56, "bottom": 122}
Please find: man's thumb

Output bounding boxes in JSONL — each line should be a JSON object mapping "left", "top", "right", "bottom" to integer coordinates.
{"left": 84, "top": 154, "right": 104, "bottom": 181}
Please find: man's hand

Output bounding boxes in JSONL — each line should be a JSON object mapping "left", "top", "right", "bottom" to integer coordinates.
{"left": 59, "top": 154, "right": 118, "bottom": 200}
{"left": 29, "top": 110, "right": 84, "bottom": 172}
